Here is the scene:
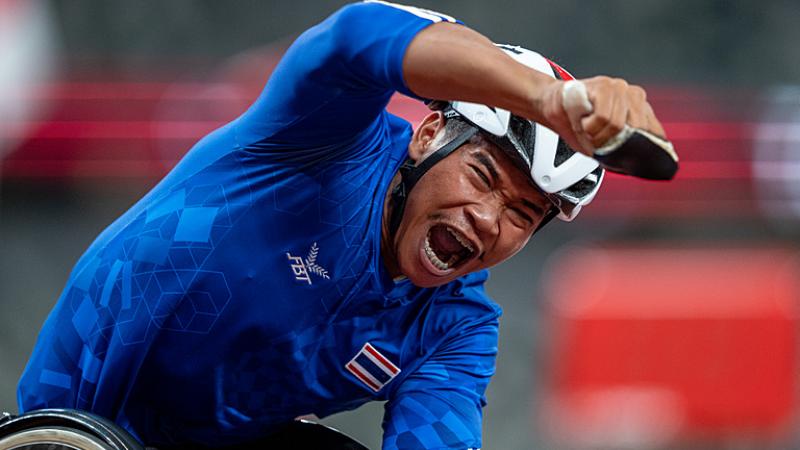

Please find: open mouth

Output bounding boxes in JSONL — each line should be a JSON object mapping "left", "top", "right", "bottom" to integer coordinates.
{"left": 423, "top": 224, "right": 477, "bottom": 272}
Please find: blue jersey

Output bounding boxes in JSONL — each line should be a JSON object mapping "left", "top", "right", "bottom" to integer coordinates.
{"left": 18, "top": 2, "right": 501, "bottom": 449}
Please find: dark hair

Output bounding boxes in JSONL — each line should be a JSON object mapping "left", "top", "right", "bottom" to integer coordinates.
{"left": 436, "top": 116, "right": 531, "bottom": 175}
{"left": 433, "top": 116, "right": 491, "bottom": 153}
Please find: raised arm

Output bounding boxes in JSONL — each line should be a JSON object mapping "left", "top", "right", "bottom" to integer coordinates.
{"left": 240, "top": 1, "right": 667, "bottom": 168}
{"left": 403, "top": 21, "right": 667, "bottom": 156}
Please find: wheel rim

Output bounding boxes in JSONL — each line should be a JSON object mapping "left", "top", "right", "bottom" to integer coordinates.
{"left": 0, "top": 426, "right": 113, "bottom": 450}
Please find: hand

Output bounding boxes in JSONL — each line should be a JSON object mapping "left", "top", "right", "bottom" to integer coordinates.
{"left": 561, "top": 77, "right": 678, "bottom": 180}
{"left": 539, "top": 76, "right": 667, "bottom": 157}
{"left": 581, "top": 76, "right": 666, "bottom": 149}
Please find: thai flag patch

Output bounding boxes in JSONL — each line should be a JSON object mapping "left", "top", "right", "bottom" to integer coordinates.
{"left": 345, "top": 343, "right": 401, "bottom": 392}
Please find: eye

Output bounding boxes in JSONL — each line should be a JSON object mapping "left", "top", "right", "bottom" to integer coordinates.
{"left": 508, "top": 207, "right": 534, "bottom": 227}
{"left": 470, "top": 165, "right": 491, "bottom": 187}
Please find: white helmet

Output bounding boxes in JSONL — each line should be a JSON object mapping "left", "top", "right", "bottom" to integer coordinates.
{"left": 440, "top": 45, "right": 603, "bottom": 221}
{"left": 389, "top": 45, "right": 604, "bottom": 234}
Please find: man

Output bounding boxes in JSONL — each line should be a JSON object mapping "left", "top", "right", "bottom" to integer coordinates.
{"left": 18, "top": 2, "right": 671, "bottom": 449}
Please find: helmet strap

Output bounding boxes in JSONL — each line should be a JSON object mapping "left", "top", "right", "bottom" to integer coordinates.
{"left": 388, "top": 127, "right": 479, "bottom": 236}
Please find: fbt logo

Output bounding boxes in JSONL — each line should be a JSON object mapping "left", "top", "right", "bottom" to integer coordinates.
{"left": 286, "top": 242, "right": 329, "bottom": 285}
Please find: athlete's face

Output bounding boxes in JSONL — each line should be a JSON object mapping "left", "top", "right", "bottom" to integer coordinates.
{"left": 383, "top": 112, "right": 553, "bottom": 288}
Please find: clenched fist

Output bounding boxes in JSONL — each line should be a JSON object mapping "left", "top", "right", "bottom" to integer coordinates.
{"left": 539, "top": 76, "right": 664, "bottom": 155}
{"left": 538, "top": 76, "right": 677, "bottom": 180}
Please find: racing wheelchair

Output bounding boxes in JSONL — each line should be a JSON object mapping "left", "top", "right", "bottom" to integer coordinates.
{"left": 0, "top": 409, "right": 368, "bottom": 449}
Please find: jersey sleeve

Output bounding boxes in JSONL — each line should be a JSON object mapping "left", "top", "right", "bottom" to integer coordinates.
{"left": 381, "top": 318, "right": 498, "bottom": 450}
{"left": 235, "top": 1, "right": 460, "bottom": 150}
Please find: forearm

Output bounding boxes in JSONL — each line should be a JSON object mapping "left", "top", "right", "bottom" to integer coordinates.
{"left": 402, "top": 20, "right": 670, "bottom": 162}
{"left": 403, "top": 22, "right": 558, "bottom": 126}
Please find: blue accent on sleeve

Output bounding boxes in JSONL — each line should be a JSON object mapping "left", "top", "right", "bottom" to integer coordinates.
{"left": 439, "top": 410, "right": 474, "bottom": 442}
{"left": 72, "top": 295, "right": 99, "bottom": 341}
{"left": 72, "top": 257, "right": 101, "bottom": 291}
{"left": 121, "top": 261, "right": 132, "bottom": 310}
{"left": 146, "top": 189, "right": 186, "bottom": 223}
{"left": 79, "top": 345, "right": 102, "bottom": 384}
{"left": 39, "top": 370, "right": 72, "bottom": 389}
{"left": 99, "top": 260, "right": 124, "bottom": 307}
{"left": 133, "top": 236, "right": 171, "bottom": 265}
{"left": 174, "top": 207, "right": 219, "bottom": 243}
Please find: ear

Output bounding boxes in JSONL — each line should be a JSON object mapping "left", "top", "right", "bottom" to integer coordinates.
{"left": 408, "top": 111, "right": 446, "bottom": 162}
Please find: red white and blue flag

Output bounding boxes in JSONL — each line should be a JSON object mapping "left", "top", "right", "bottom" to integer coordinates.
{"left": 345, "top": 342, "right": 401, "bottom": 392}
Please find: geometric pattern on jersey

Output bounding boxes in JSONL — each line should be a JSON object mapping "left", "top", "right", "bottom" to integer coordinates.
{"left": 25, "top": 151, "right": 254, "bottom": 413}
{"left": 381, "top": 316, "right": 498, "bottom": 450}
{"left": 383, "top": 394, "right": 483, "bottom": 450}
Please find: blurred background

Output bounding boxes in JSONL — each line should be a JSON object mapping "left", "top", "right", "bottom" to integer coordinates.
{"left": 2, "top": 0, "right": 800, "bottom": 448}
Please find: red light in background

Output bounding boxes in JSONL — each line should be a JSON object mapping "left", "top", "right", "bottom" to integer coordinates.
{"left": 539, "top": 246, "right": 799, "bottom": 447}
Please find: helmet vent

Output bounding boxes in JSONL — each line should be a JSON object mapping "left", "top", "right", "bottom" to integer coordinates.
{"left": 554, "top": 139, "right": 575, "bottom": 167}
{"left": 507, "top": 115, "right": 536, "bottom": 166}
{"left": 562, "top": 167, "right": 603, "bottom": 198}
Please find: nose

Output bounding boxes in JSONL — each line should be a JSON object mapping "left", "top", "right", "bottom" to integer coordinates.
{"left": 465, "top": 200, "right": 500, "bottom": 239}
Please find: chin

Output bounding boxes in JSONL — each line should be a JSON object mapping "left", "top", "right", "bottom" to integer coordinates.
{"left": 405, "top": 271, "right": 456, "bottom": 288}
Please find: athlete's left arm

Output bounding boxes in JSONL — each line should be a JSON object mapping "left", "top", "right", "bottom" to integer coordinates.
{"left": 382, "top": 319, "right": 498, "bottom": 450}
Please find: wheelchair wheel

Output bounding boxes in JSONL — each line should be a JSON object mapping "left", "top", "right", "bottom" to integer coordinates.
{"left": 0, "top": 410, "right": 143, "bottom": 450}
{"left": 0, "top": 425, "right": 113, "bottom": 450}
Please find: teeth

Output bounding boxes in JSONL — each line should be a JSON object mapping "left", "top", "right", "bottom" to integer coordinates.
{"left": 446, "top": 226, "right": 473, "bottom": 253}
{"left": 424, "top": 227, "right": 476, "bottom": 273}
{"left": 424, "top": 237, "right": 451, "bottom": 270}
